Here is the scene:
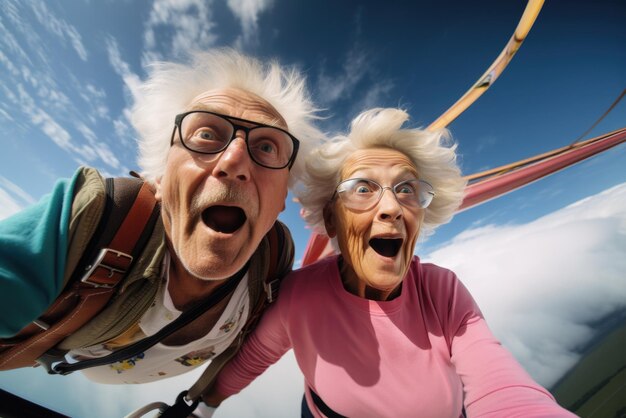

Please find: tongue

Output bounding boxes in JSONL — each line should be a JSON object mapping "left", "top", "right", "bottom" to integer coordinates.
{"left": 202, "top": 206, "right": 246, "bottom": 233}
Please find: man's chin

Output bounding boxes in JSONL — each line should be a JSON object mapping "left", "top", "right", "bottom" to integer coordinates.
{"left": 180, "top": 246, "right": 253, "bottom": 280}
{"left": 182, "top": 263, "right": 238, "bottom": 281}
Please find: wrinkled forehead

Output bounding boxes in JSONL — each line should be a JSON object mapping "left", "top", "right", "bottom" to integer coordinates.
{"left": 341, "top": 147, "right": 419, "bottom": 180}
{"left": 188, "top": 87, "right": 288, "bottom": 129}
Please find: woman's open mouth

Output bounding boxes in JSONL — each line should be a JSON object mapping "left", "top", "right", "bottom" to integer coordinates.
{"left": 201, "top": 205, "right": 247, "bottom": 234}
{"left": 369, "top": 238, "right": 403, "bottom": 257}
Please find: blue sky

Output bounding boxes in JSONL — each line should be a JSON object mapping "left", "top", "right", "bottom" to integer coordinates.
{"left": 0, "top": 1, "right": 625, "bottom": 417}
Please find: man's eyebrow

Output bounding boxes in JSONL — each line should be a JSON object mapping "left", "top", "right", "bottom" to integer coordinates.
{"left": 185, "top": 105, "right": 286, "bottom": 128}
{"left": 188, "top": 104, "right": 217, "bottom": 112}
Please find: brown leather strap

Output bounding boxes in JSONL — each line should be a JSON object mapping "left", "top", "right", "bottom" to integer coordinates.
{"left": 0, "top": 181, "right": 157, "bottom": 370}
{"left": 81, "top": 182, "right": 156, "bottom": 288}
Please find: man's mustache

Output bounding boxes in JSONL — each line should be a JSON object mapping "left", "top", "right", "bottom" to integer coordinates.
{"left": 189, "top": 183, "right": 253, "bottom": 218}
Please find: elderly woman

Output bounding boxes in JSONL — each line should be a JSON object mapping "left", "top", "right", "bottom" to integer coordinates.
{"left": 204, "top": 108, "right": 575, "bottom": 417}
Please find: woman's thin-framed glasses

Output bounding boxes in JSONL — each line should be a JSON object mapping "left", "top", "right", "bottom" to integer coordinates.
{"left": 333, "top": 178, "right": 435, "bottom": 210}
{"left": 171, "top": 110, "right": 300, "bottom": 169}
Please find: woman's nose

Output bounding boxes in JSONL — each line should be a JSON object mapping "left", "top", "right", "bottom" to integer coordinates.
{"left": 376, "top": 188, "right": 403, "bottom": 221}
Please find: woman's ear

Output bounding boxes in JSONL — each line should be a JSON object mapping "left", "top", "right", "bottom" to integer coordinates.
{"left": 323, "top": 202, "right": 337, "bottom": 238}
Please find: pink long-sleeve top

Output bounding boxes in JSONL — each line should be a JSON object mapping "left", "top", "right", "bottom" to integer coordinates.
{"left": 215, "top": 256, "right": 575, "bottom": 417}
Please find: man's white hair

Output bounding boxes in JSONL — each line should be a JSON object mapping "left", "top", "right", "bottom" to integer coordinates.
{"left": 298, "top": 108, "right": 467, "bottom": 237}
{"left": 131, "top": 48, "right": 323, "bottom": 187}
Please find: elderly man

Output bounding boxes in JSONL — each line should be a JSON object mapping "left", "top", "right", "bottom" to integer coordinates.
{"left": 0, "top": 49, "right": 321, "bottom": 406}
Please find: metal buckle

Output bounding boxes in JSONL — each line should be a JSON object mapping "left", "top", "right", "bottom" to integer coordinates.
{"left": 36, "top": 352, "right": 68, "bottom": 374}
{"left": 264, "top": 278, "right": 280, "bottom": 303}
{"left": 81, "top": 248, "right": 133, "bottom": 288}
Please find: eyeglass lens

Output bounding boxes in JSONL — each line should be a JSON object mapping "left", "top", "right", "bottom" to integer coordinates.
{"left": 337, "top": 178, "right": 434, "bottom": 209}
{"left": 179, "top": 112, "right": 295, "bottom": 168}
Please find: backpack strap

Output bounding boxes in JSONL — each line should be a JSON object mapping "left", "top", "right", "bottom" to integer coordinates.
{"left": 72, "top": 177, "right": 159, "bottom": 289}
{"left": 0, "top": 176, "right": 158, "bottom": 371}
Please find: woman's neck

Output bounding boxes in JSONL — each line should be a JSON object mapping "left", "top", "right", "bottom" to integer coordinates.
{"left": 338, "top": 257, "right": 402, "bottom": 301}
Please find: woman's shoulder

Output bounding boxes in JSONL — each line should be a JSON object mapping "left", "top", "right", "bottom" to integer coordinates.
{"left": 408, "top": 257, "right": 467, "bottom": 300}
{"left": 410, "top": 256, "right": 458, "bottom": 284}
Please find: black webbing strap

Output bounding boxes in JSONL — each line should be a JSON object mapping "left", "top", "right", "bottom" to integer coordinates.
{"left": 309, "top": 387, "right": 347, "bottom": 418}
{"left": 158, "top": 390, "right": 199, "bottom": 418}
{"left": 47, "top": 263, "right": 249, "bottom": 375}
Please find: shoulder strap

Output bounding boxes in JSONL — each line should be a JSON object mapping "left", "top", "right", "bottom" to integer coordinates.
{"left": 263, "top": 220, "right": 286, "bottom": 303}
{"left": 70, "top": 177, "right": 160, "bottom": 288}
{"left": 0, "top": 176, "right": 159, "bottom": 371}
{"left": 36, "top": 178, "right": 159, "bottom": 372}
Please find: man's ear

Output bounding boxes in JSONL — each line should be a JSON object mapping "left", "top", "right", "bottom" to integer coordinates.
{"left": 154, "top": 176, "right": 163, "bottom": 202}
{"left": 323, "top": 202, "right": 336, "bottom": 238}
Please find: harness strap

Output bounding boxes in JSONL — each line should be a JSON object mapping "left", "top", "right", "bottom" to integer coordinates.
{"left": 309, "top": 387, "right": 348, "bottom": 418}
{"left": 0, "top": 181, "right": 157, "bottom": 371}
{"left": 48, "top": 263, "right": 248, "bottom": 375}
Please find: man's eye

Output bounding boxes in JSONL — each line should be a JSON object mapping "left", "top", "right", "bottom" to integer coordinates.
{"left": 192, "top": 128, "right": 221, "bottom": 141}
{"left": 256, "top": 141, "right": 277, "bottom": 154}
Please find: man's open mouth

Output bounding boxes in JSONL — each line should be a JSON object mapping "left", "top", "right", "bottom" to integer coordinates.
{"left": 201, "top": 205, "right": 247, "bottom": 233}
{"left": 369, "top": 238, "right": 403, "bottom": 257}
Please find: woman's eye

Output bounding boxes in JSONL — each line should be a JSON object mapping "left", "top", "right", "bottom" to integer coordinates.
{"left": 355, "top": 185, "right": 372, "bottom": 193}
{"left": 397, "top": 185, "right": 415, "bottom": 194}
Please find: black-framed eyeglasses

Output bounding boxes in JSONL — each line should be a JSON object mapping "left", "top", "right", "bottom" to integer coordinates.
{"left": 332, "top": 178, "right": 435, "bottom": 211}
{"left": 171, "top": 110, "right": 300, "bottom": 170}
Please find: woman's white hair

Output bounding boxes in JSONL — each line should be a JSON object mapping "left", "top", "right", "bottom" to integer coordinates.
{"left": 298, "top": 108, "right": 467, "bottom": 237}
{"left": 131, "top": 48, "right": 323, "bottom": 187}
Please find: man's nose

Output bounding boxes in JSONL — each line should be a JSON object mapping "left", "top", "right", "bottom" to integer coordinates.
{"left": 376, "top": 188, "right": 403, "bottom": 221}
{"left": 210, "top": 131, "right": 251, "bottom": 181}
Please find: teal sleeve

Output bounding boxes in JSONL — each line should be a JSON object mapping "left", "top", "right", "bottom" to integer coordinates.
{"left": 0, "top": 172, "right": 80, "bottom": 337}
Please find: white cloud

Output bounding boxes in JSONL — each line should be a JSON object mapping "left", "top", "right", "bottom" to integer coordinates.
{"left": 316, "top": 43, "right": 394, "bottom": 118}
{"left": 78, "top": 83, "right": 111, "bottom": 123}
{"left": 141, "top": 0, "right": 218, "bottom": 67}
{"left": 32, "top": 109, "right": 74, "bottom": 150}
{"left": 28, "top": 0, "right": 88, "bottom": 61}
{"left": 0, "top": 48, "right": 20, "bottom": 77}
{"left": 227, "top": 0, "right": 274, "bottom": 47}
{"left": 356, "top": 78, "right": 394, "bottom": 112}
{"left": 0, "top": 107, "right": 12, "bottom": 122}
{"left": 317, "top": 47, "right": 369, "bottom": 104}
{"left": 425, "top": 182, "right": 626, "bottom": 387}
{"left": 113, "top": 109, "right": 136, "bottom": 149}
{"left": 105, "top": 37, "right": 142, "bottom": 101}
{"left": 75, "top": 122, "right": 121, "bottom": 168}
{"left": 0, "top": 176, "right": 35, "bottom": 220}
{"left": 0, "top": 14, "right": 31, "bottom": 64}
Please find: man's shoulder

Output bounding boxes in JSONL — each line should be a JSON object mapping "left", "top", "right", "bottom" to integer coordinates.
{"left": 63, "top": 167, "right": 108, "bottom": 286}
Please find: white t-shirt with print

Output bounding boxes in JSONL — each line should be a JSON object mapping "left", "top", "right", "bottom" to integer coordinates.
{"left": 70, "top": 252, "right": 250, "bottom": 384}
